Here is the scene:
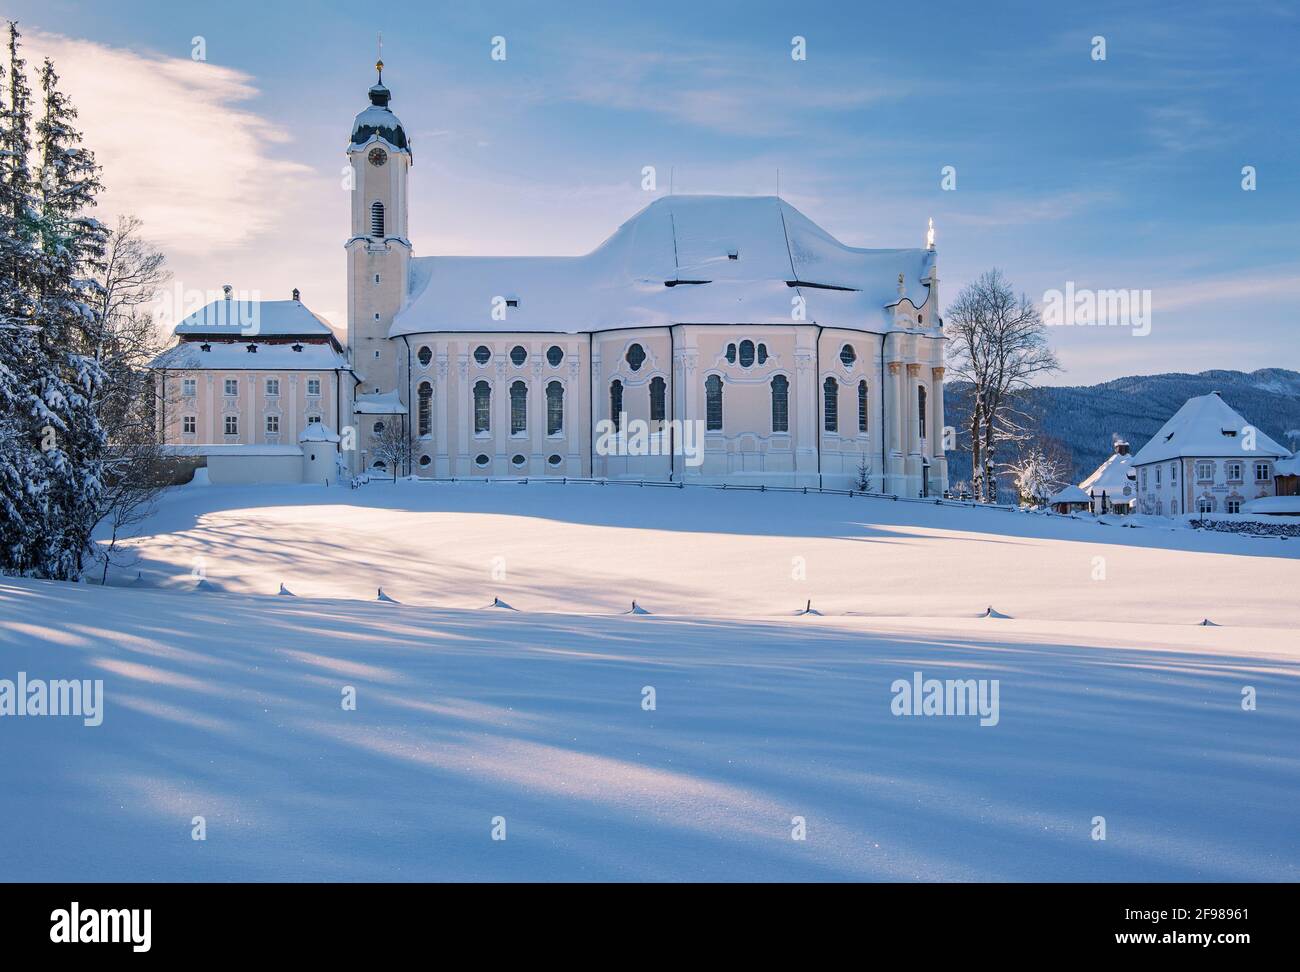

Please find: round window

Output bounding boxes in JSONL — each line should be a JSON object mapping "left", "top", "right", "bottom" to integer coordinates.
{"left": 474, "top": 454, "right": 490, "bottom": 467}
{"left": 510, "top": 345, "right": 527, "bottom": 366}
{"left": 725, "top": 343, "right": 737, "bottom": 364}
{"left": 547, "top": 346, "right": 564, "bottom": 367}
{"left": 417, "top": 346, "right": 432, "bottom": 367}
{"left": 511, "top": 454, "right": 526, "bottom": 466}
{"left": 419, "top": 455, "right": 431, "bottom": 467}
{"left": 373, "top": 421, "right": 385, "bottom": 435}
{"left": 757, "top": 343, "right": 768, "bottom": 365}
{"left": 547, "top": 454, "right": 562, "bottom": 466}
{"left": 840, "top": 344, "right": 856, "bottom": 367}
{"left": 626, "top": 343, "right": 646, "bottom": 371}
{"left": 473, "top": 345, "right": 491, "bottom": 365}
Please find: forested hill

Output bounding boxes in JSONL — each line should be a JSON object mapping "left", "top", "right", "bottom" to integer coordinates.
{"left": 944, "top": 368, "right": 1300, "bottom": 487}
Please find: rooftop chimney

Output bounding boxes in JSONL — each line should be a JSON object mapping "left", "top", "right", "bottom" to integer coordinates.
{"left": 1114, "top": 440, "right": 1130, "bottom": 455}
{"left": 292, "top": 288, "right": 301, "bottom": 301}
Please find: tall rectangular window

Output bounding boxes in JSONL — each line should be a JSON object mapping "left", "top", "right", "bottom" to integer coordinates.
{"left": 182, "top": 378, "right": 196, "bottom": 397}
{"left": 307, "top": 378, "right": 321, "bottom": 396}
{"left": 473, "top": 381, "right": 491, "bottom": 434}
{"left": 823, "top": 377, "right": 838, "bottom": 433}
{"left": 705, "top": 376, "right": 723, "bottom": 432}
{"left": 546, "top": 381, "right": 564, "bottom": 435}
{"left": 417, "top": 383, "right": 432, "bottom": 437}
{"left": 224, "top": 378, "right": 238, "bottom": 396}
{"left": 771, "top": 375, "right": 789, "bottom": 433}
{"left": 266, "top": 415, "right": 279, "bottom": 434}
{"left": 649, "top": 377, "right": 666, "bottom": 424}
{"left": 510, "top": 381, "right": 527, "bottom": 435}
{"left": 858, "top": 380, "right": 868, "bottom": 434}
{"left": 182, "top": 415, "right": 196, "bottom": 435}
{"left": 265, "top": 378, "right": 279, "bottom": 397}
{"left": 224, "top": 415, "right": 238, "bottom": 435}
{"left": 610, "top": 380, "right": 624, "bottom": 432}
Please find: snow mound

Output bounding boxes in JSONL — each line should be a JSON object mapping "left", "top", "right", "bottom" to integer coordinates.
{"left": 377, "top": 588, "right": 399, "bottom": 603}
{"left": 278, "top": 583, "right": 295, "bottom": 597}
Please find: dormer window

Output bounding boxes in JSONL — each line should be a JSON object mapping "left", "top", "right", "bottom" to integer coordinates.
{"left": 292, "top": 343, "right": 303, "bottom": 352}
{"left": 245, "top": 344, "right": 258, "bottom": 353}
{"left": 370, "top": 201, "right": 385, "bottom": 238}
{"left": 199, "top": 343, "right": 211, "bottom": 352}
{"left": 727, "top": 249, "right": 739, "bottom": 261}
{"left": 505, "top": 298, "right": 519, "bottom": 308}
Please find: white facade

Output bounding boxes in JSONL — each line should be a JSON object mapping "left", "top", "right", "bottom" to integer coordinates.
{"left": 1130, "top": 392, "right": 1292, "bottom": 516}
{"left": 152, "top": 68, "right": 951, "bottom": 495}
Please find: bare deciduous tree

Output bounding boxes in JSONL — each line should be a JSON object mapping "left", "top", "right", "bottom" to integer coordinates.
{"left": 369, "top": 418, "right": 412, "bottom": 482}
{"left": 946, "top": 269, "right": 1060, "bottom": 502}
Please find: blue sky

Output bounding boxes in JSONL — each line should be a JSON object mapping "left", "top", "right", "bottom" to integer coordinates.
{"left": 7, "top": 0, "right": 1297, "bottom": 384}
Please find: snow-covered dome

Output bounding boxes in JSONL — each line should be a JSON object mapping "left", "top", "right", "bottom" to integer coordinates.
{"left": 350, "top": 65, "right": 409, "bottom": 153}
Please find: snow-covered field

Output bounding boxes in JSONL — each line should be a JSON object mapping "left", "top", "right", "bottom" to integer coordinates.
{"left": 2, "top": 480, "right": 1298, "bottom": 880}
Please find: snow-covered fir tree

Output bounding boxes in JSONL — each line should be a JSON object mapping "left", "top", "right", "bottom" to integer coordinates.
{"left": 0, "top": 22, "right": 108, "bottom": 579}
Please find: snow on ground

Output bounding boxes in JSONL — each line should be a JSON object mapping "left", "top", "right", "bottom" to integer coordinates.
{"left": 2, "top": 480, "right": 1298, "bottom": 881}
{"left": 98, "top": 479, "right": 1300, "bottom": 626}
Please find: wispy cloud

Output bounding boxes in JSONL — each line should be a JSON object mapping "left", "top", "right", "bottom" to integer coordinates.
{"left": 29, "top": 28, "right": 318, "bottom": 255}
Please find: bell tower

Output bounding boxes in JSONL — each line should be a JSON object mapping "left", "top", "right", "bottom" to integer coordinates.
{"left": 345, "top": 59, "right": 411, "bottom": 399}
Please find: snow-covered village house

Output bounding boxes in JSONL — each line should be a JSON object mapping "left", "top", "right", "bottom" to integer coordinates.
{"left": 1078, "top": 438, "right": 1136, "bottom": 515}
{"left": 1129, "top": 391, "right": 1291, "bottom": 516}
{"left": 150, "top": 65, "right": 949, "bottom": 495}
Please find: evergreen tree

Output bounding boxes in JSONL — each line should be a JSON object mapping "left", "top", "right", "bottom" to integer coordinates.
{"left": 34, "top": 52, "right": 108, "bottom": 578}
{"left": 0, "top": 23, "right": 108, "bottom": 579}
{"left": 0, "top": 23, "right": 47, "bottom": 574}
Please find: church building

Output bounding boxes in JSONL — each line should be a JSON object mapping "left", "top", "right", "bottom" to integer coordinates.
{"left": 151, "top": 65, "right": 950, "bottom": 495}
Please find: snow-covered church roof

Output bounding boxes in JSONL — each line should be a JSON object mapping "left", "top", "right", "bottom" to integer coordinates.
{"left": 390, "top": 195, "right": 937, "bottom": 336}
{"left": 350, "top": 74, "right": 409, "bottom": 153}
{"left": 1130, "top": 392, "right": 1291, "bottom": 465}
{"left": 173, "top": 298, "right": 336, "bottom": 338}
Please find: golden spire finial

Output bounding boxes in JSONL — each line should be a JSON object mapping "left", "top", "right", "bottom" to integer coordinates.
{"left": 376, "top": 31, "right": 384, "bottom": 83}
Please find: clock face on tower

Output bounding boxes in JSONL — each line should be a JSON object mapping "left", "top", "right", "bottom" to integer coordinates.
{"left": 368, "top": 147, "right": 387, "bottom": 167}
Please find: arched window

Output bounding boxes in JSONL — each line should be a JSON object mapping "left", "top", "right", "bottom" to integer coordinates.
{"left": 473, "top": 380, "right": 491, "bottom": 434}
{"left": 626, "top": 343, "right": 646, "bottom": 371}
{"left": 771, "top": 375, "right": 789, "bottom": 433}
{"left": 370, "top": 201, "right": 385, "bottom": 238}
{"left": 858, "top": 380, "right": 868, "bottom": 434}
{"left": 373, "top": 420, "right": 385, "bottom": 435}
{"left": 823, "top": 377, "right": 838, "bottom": 432}
{"left": 610, "top": 379, "right": 623, "bottom": 431}
{"left": 473, "top": 345, "right": 491, "bottom": 365}
{"left": 417, "top": 345, "right": 432, "bottom": 368}
{"left": 917, "top": 386, "right": 927, "bottom": 440}
{"left": 546, "top": 380, "right": 563, "bottom": 435}
{"left": 510, "top": 380, "right": 527, "bottom": 434}
{"left": 417, "top": 381, "right": 432, "bottom": 437}
{"left": 510, "top": 345, "right": 527, "bottom": 366}
{"left": 725, "top": 343, "right": 737, "bottom": 364}
{"left": 546, "top": 345, "right": 564, "bottom": 367}
{"left": 839, "top": 344, "right": 856, "bottom": 368}
{"left": 649, "top": 376, "right": 666, "bottom": 423}
{"left": 705, "top": 375, "right": 723, "bottom": 431}
{"left": 739, "top": 340, "right": 755, "bottom": 368}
